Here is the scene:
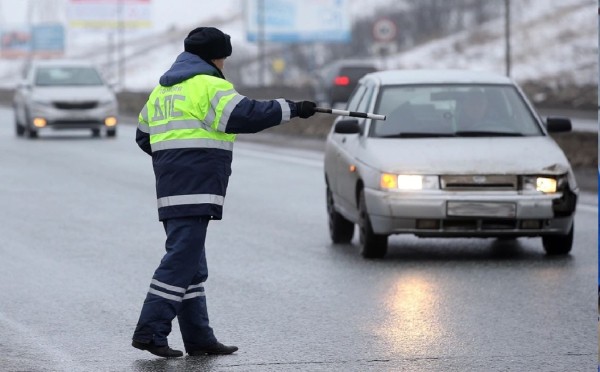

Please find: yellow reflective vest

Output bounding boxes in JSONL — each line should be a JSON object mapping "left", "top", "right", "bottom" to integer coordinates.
{"left": 136, "top": 52, "right": 294, "bottom": 220}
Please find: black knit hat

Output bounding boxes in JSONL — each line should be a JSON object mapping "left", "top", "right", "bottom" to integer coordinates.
{"left": 184, "top": 27, "right": 232, "bottom": 61}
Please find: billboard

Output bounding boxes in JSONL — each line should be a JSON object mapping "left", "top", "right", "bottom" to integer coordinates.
{"left": 0, "top": 28, "right": 30, "bottom": 58}
{"left": 245, "top": 0, "right": 351, "bottom": 43}
{"left": 32, "top": 24, "right": 65, "bottom": 57}
{"left": 67, "top": 0, "right": 152, "bottom": 29}
{"left": 0, "top": 24, "right": 65, "bottom": 58}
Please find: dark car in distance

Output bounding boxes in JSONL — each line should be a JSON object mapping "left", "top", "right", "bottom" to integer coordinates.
{"left": 313, "top": 60, "right": 378, "bottom": 108}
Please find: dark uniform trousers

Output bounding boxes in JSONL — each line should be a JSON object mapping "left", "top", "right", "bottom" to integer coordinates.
{"left": 133, "top": 216, "right": 217, "bottom": 351}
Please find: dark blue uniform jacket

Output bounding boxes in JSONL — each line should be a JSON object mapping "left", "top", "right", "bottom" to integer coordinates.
{"left": 136, "top": 52, "right": 297, "bottom": 220}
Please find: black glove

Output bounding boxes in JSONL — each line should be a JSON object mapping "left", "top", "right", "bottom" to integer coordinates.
{"left": 295, "top": 101, "right": 317, "bottom": 119}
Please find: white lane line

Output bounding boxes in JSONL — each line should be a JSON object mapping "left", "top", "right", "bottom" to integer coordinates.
{"left": 235, "top": 147, "right": 323, "bottom": 168}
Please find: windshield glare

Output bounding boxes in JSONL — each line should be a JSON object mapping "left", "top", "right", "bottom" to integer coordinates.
{"left": 371, "top": 84, "right": 542, "bottom": 137}
{"left": 35, "top": 67, "right": 104, "bottom": 86}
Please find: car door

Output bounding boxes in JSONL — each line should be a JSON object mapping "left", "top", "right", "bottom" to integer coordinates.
{"left": 336, "top": 83, "right": 375, "bottom": 217}
{"left": 326, "top": 85, "right": 365, "bottom": 218}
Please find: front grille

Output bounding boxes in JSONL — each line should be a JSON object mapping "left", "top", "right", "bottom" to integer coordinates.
{"left": 441, "top": 175, "right": 517, "bottom": 190}
{"left": 53, "top": 101, "right": 98, "bottom": 110}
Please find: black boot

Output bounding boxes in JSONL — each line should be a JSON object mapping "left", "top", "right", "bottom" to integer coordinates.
{"left": 188, "top": 341, "right": 238, "bottom": 356}
{"left": 132, "top": 340, "right": 183, "bottom": 358}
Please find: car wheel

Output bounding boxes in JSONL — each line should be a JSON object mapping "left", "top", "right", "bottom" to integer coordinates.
{"left": 358, "top": 190, "right": 387, "bottom": 258}
{"left": 542, "top": 224, "right": 573, "bottom": 255}
{"left": 15, "top": 119, "right": 25, "bottom": 137}
{"left": 24, "top": 113, "right": 38, "bottom": 139}
{"left": 326, "top": 185, "right": 354, "bottom": 243}
{"left": 91, "top": 128, "right": 101, "bottom": 137}
{"left": 107, "top": 129, "right": 117, "bottom": 137}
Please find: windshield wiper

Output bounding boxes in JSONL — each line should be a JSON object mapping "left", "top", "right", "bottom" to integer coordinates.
{"left": 379, "top": 132, "right": 456, "bottom": 138}
{"left": 454, "top": 131, "right": 524, "bottom": 137}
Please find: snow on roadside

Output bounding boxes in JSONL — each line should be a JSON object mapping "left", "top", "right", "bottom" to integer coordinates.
{"left": 387, "top": 0, "right": 596, "bottom": 87}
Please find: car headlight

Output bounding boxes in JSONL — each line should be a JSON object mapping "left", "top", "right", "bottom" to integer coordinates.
{"left": 381, "top": 173, "right": 439, "bottom": 191}
{"left": 521, "top": 175, "right": 564, "bottom": 193}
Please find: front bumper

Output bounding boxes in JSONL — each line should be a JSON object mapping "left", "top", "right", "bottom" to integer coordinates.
{"left": 365, "top": 187, "right": 577, "bottom": 237}
{"left": 29, "top": 103, "right": 117, "bottom": 130}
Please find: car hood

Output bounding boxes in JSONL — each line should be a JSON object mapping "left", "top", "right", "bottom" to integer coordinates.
{"left": 359, "top": 137, "right": 572, "bottom": 175}
{"left": 31, "top": 86, "right": 115, "bottom": 102}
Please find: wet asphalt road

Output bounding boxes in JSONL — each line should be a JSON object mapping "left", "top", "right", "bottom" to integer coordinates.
{"left": 0, "top": 109, "right": 597, "bottom": 371}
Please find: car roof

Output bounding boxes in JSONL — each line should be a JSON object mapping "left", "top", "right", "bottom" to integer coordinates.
{"left": 364, "top": 69, "right": 514, "bottom": 85}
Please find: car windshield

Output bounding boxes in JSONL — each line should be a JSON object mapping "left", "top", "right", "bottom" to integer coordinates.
{"left": 35, "top": 66, "right": 104, "bottom": 86}
{"left": 370, "top": 84, "right": 543, "bottom": 138}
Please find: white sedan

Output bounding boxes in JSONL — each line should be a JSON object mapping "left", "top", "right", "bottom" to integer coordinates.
{"left": 13, "top": 59, "right": 118, "bottom": 138}
{"left": 324, "top": 69, "right": 577, "bottom": 258}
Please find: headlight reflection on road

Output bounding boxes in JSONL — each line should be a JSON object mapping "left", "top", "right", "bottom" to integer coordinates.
{"left": 377, "top": 274, "right": 444, "bottom": 354}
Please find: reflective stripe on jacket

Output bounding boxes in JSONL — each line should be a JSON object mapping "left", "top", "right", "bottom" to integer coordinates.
{"left": 136, "top": 52, "right": 296, "bottom": 220}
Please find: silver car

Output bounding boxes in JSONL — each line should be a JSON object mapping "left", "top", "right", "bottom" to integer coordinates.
{"left": 324, "top": 69, "right": 577, "bottom": 258}
{"left": 13, "top": 60, "right": 118, "bottom": 138}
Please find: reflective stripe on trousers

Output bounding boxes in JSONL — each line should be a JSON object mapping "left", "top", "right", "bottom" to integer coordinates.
{"left": 148, "top": 279, "right": 206, "bottom": 302}
{"left": 157, "top": 194, "right": 224, "bottom": 209}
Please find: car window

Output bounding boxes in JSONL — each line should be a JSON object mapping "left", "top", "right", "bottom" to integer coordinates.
{"left": 371, "top": 84, "right": 543, "bottom": 137}
{"left": 346, "top": 85, "right": 366, "bottom": 111}
{"left": 35, "top": 67, "right": 104, "bottom": 87}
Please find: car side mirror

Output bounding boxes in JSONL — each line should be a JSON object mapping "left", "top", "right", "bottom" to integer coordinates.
{"left": 545, "top": 117, "right": 572, "bottom": 133}
{"left": 334, "top": 119, "right": 360, "bottom": 134}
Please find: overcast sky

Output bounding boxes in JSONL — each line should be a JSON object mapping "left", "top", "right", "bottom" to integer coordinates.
{"left": 0, "top": 0, "right": 240, "bottom": 30}
{"left": 0, "top": 0, "right": 389, "bottom": 31}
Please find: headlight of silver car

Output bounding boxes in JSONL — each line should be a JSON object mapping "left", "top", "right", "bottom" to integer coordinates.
{"left": 521, "top": 175, "right": 567, "bottom": 193}
{"left": 380, "top": 173, "right": 439, "bottom": 191}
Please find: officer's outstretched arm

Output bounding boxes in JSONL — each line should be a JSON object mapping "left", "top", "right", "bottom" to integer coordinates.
{"left": 220, "top": 97, "right": 295, "bottom": 134}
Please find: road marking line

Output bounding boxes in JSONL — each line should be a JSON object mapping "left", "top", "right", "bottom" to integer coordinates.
{"left": 236, "top": 147, "right": 323, "bottom": 168}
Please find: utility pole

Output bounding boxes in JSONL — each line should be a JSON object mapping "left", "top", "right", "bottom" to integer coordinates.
{"left": 25, "top": 0, "right": 33, "bottom": 69}
{"left": 258, "top": 0, "right": 265, "bottom": 86}
{"left": 118, "top": 0, "right": 125, "bottom": 90}
{"left": 504, "top": 0, "right": 511, "bottom": 77}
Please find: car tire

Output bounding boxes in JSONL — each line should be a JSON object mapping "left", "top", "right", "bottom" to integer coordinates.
{"left": 542, "top": 224, "right": 573, "bottom": 255}
{"left": 326, "top": 185, "right": 354, "bottom": 243}
{"left": 15, "top": 119, "right": 25, "bottom": 137}
{"left": 107, "top": 129, "right": 117, "bottom": 137}
{"left": 358, "top": 190, "right": 387, "bottom": 259}
{"left": 91, "top": 128, "right": 101, "bottom": 137}
{"left": 24, "top": 113, "right": 38, "bottom": 139}
{"left": 27, "top": 128, "right": 38, "bottom": 139}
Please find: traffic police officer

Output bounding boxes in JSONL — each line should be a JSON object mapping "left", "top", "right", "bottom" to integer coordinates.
{"left": 132, "top": 27, "right": 316, "bottom": 358}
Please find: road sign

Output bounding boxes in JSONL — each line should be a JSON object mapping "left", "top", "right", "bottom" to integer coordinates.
{"left": 372, "top": 18, "right": 397, "bottom": 42}
{"left": 32, "top": 24, "right": 65, "bottom": 57}
{"left": 246, "top": 0, "right": 351, "bottom": 43}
